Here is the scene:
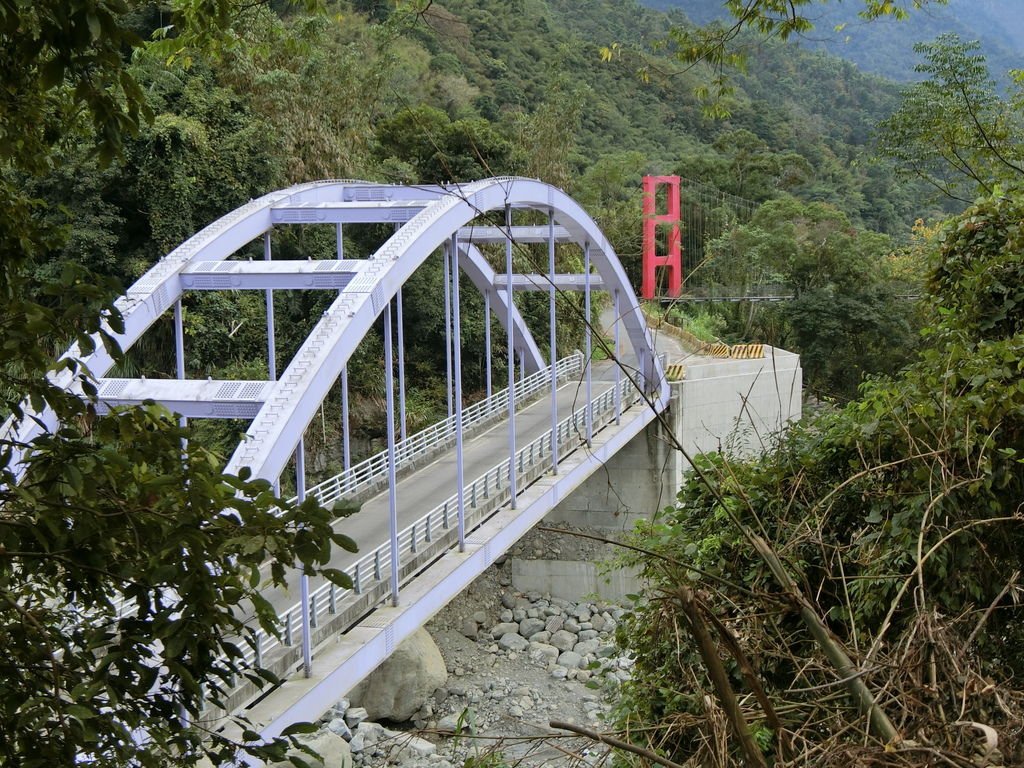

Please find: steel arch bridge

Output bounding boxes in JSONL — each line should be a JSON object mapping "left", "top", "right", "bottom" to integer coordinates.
{"left": 10, "top": 177, "right": 670, "bottom": 757}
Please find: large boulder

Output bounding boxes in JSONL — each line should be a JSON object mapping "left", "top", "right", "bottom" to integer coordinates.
{"left": 349, "top": 628, "right": 447, "bottom": 722}
{"left": 269, "top": 730, "right": 353, "bottom": 768}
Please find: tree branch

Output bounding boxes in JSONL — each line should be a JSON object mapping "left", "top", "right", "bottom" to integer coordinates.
{"left": 549, "top": 720, "right": 686, "bottom": 768}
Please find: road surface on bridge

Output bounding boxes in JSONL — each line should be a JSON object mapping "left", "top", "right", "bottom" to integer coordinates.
{"left": 254, "top": 360, "right": 623, "bottom": 621}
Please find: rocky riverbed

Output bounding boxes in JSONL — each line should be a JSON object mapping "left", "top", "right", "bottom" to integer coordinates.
{"left": 292, "top": 559, "right": 634, "bottom": 767}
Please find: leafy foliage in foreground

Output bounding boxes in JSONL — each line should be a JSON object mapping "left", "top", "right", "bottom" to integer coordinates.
{"left": 614, "top": 190, "right": 1024, "bottom": 765}
{"left": 2, "top": 407, "right": 356, "bottom": 766}
{"left": 0, "top": 1, "right": 357, "bottom": 765}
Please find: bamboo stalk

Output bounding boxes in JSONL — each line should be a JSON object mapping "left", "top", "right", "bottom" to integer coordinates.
{"left": 750, "top": 534, "right": 899, "bottom": 743}
{"left": 673, "top": 585, "right": 769, "bottom": 768}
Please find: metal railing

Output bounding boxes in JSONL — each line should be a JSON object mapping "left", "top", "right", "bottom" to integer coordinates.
{"left": 291, "top": 353, "right": 584, "bottom": 508}
{"left": 118, "top": 356, "right": 584, "bottom": 624}
{"left": 217, "top": 371, "right": 645, "bottom": 714}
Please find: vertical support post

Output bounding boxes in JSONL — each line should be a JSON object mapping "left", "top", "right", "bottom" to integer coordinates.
{"left": 337, "top": 224, "right": 351, "bottom": 486}
{"left": 548, "top": 208, "right": 558, "bottom": 473}
{"left": 443, "top": 241, "right": 453, "bottom": 421}
{"left": 264, "top": 232, "right": 277, "bottom": 382}
{"left": 519, "top": 349, "right": 525, "bottom": 387}
{"left": 484, "top": 289, "right": 492, "bottom": 401}
{"left": 265, "top": 231, "right": 280, "bottom": 495}
{"left": 641, "top": 175, "right": 682, "bottom": 299}
{"left": 614, "top": 289, "right": 622, "bottom": 424}
{"left": 584, "top": 241, "right": 593, "bottom": 446}
{"left": 173, "top": 298, "right": 187, "bottom": 429}
{"left": 384, "top": 303, "right": 400, "bottom": 606}
{"left": 505, "top": 204, "right": 517, "bottom": 508}
{"left": 174, "top": 300, "right": 186, "bottom": 382}
{"left": 452, "top": 233, "right": 466, "bottom": 552}
{"left": 173, "top": 297, "right": 187, "bottom": 489}
{"left": 341, "top": 367, "right": 351, "bottom": 479}
{"left": 396, "top": 288, "right": 407, "bottom": 444}
{"left": 296, "top": 439, "right": 312, "bottom": 677}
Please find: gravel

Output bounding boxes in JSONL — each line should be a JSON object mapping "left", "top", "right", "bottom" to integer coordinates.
{"left": 310, "top": 559, "right": 634, "bottom": 767}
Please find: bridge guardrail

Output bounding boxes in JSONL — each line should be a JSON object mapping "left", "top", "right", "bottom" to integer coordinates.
{"left": 116, "top": 356, "right": 583, "bottom": 621}
{"left": 214, "top": 370, "right": 644, "bottom": 718}
{"left": 113, "top": 356, "right": 584, "bottom": 624}
{"left": 293, "top": 352, "right": 584, "bottom": 509}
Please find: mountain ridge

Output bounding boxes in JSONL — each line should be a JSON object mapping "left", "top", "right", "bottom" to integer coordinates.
{"left": 641, "top": 0, "right": 1024, "bottom": 84}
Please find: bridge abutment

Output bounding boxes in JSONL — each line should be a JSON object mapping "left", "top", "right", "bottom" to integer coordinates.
{"left": 509, "top": 348, "right": 802, "bottom": 601}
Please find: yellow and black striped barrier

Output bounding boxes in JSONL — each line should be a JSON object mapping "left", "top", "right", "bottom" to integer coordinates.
{"left": 641, "top": 309, "right": 766, "bottom": 360}
{"left": 730, "top": 343, "right": 764, "bottom": 359}
{"left": 704, "top": 342, "right": 731, "bottom": 357}
{"left": 664, "top": 363, "right": 687, "bottom": 381}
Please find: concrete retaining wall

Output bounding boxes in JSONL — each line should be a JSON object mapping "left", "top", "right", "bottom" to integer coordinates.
{"left": 673, "top": 346, "right": 802, "bottom": 463}
{"left": 508, "top": 558, "right": 644, "bottom": 602}
{"left": 510, "top": 348, "right": 802, "bottom": 600}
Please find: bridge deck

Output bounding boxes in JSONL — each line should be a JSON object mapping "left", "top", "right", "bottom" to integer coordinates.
{"left": 257, "top": 362, "right": 621, "bottom": 618}
{"left": 241, "top": 392, "right": 661, "bottom": 746}
{"left": 215, "top": 360, "right": 667, "bottom": 757}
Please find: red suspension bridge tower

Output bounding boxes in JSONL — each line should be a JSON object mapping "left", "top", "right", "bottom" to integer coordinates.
{"left": 641, "top": 175, "right": 682, "bottom": 299}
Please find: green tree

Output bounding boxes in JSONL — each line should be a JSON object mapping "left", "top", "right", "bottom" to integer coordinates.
{"left": 701, "top": 197, "right": 916, "bottom": 397}
{"left": 512, "top": 79, "right": 586, "bottom": 190}
{"left": 374, "top": 105, "right": 514, "bottom": 183}
{"left": 705, "top": 129, "right": 812, "bottom": 201}
{"left": 877, "top": 34, "right": 1024, "bottom": 202}
{"left": 219, "top": 8, "right": 388, "bottom": 183}
{"left": 0, "top": 2, "right": 359, "bottom": 765}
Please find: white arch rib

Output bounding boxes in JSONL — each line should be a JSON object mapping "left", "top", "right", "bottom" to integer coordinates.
{"left": 225, "top": 177, "right": 666, "bottom": 482}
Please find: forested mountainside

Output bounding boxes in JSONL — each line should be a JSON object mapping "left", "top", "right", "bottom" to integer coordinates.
{"left": 410, "top": 0, "right": 929, "bottom": 230}
{"left": 19, "top": 0, "right": 938, "bottom": 444}
{"left": 40, "top": 0, "right": 930, "bottom": 299}
{"left": 32, "top": 0, "right": 932, "bottom": 306}
{"left": 644, "top": 0, "right": 1024, "bottom": 85}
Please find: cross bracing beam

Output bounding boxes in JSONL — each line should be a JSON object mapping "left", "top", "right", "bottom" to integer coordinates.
{"left": 269, "top": 201, "right": 434, "bottom": 225}
{"left": 493, "top": 273, "right": 607, "bottom": 291}
{"left": 180, "top": 259, "right": 362, "bottom": 291}
{"left": 456, "top": 225, "right": 573, "bottom": 243}
{"left": 94, "top": 378, "right": 272, "bottom": 418}
{"left": 226, "top": 177, "right": 668, "bottom": 484}
{"left": 340, "top": 184, "right": 447, "bottom": 202}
